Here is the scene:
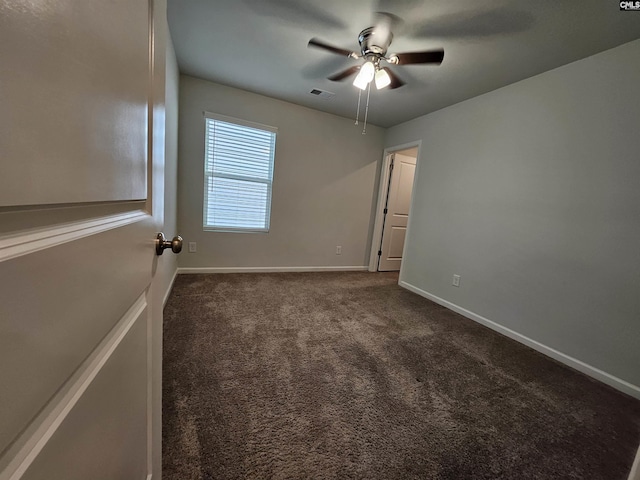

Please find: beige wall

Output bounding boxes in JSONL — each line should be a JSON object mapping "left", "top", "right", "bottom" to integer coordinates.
{"left": 159, "top": 32, "right": 179, "bottom": 301}
{"left": 386, "top": 39, "right": 640, "bottom": 393}
{"left": 177, "top": 75, "right": 385, "bottom": 270}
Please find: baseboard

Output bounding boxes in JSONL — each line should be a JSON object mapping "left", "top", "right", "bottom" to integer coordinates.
{"left": 162, "top": 267, "right": 178, "bottom": 307}
{"left": 399, "top": 280, "right": 640, "bottom": 400}
{"left": 177, "top": 266, "right": 369, "bottom": 274}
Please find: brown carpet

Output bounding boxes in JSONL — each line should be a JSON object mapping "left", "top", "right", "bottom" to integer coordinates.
{"left": 163, "top": 272, "right": 640, "bottom": 479}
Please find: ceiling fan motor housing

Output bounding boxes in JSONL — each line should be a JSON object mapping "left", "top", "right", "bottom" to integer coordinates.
{"left": 308, "top": 22, "right": 443, "bottom": 90}
{"left": 358, "top": 27, "right": 393, "bottom": 58}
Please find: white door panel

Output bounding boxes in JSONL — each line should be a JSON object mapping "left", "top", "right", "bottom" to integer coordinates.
{"left": 395, "top": 166, "right": 415, "bottom": 214}
{"left": 388, "top": 227, "right": 407, "bottom": 258}
{"left": 0, "top": 216, "right": 153, "bottom": 455}
{"left": 21, "top": 309, "right": 148, "bottom": 480}
{"left": 0, "top": 0, "right": 149, "bottom": 207}
{"left": 0, "top": 1, "right": 167, "bottom": 479}
{"left": 379, "top": 153, "right": 417, "bottom": 271}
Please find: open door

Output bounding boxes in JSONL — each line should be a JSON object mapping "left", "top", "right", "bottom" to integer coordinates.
{"left": 629, "top": 445, "right": 640, "bottom": 480}
{"left": 0, "top": 1, "right": 169, "bottom": 478}
{"left": 377, "top": 151, "right": 417, "bottom": 271}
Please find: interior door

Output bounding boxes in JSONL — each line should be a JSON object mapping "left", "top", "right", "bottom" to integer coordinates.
{"left": 0, "top": 1, "right": 167, "bottom": 479}
{"left": 378, "top": 153, "right": 417, "bottom": 272}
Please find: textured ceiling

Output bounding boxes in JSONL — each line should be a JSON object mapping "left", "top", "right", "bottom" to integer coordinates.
{"left": 167, "top": 0, "right": 640, "bottom": 128}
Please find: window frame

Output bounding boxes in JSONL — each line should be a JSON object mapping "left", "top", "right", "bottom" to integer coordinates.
{"left": 202, "top": 112, "right": 277, "bottom": 233}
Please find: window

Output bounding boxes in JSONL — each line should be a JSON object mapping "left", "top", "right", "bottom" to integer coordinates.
{"left": 203, "top": 113, "right": 277, "bottom": 232}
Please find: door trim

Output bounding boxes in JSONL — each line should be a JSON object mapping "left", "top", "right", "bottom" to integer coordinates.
{"left": 368, "top": 141, "right": 422, "bottom": 272}
{"left": 628, "top": 446, "right": 640, "bottom": 480}
{"left": 0, "top": 211, "right": 147, "bottom": 263}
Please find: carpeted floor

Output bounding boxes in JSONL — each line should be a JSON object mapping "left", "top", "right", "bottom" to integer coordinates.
{"left": 163, "top": 272, "right": 640, "bottom": 480}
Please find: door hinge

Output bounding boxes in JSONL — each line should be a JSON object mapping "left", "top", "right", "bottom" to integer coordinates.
{"left": 383, "top": 208, "right": 388, "bottom": 214}
{"left": 378, "top": 250, "right": 382, "bottom": 256}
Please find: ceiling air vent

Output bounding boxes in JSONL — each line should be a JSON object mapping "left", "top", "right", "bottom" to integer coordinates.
{"left": 309, "top": 88, "right": 335, "bottom": 100}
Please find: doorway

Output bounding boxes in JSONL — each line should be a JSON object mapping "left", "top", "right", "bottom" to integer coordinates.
{"left": 369, "top": 143, "right": 420, "bottom": 272}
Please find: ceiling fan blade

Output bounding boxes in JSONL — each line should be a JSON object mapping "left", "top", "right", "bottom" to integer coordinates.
{"left": 302, "top": 56, "right": 353, "bottom": 80}
{"left": 373, "top": 11, "right": 404, "bottom": 35}
{"left": 375, "top": 0, "right": 423, "bottom": 15}
{"left": 408, "top": 8, "right": 533, "bottom": 40}
{"left": 381, "top": 67, "right": 406, "bottom": 89}
{"left": 393, "top": 49, "right": 444, "bottom": 65}
{"left": 328, "top": 66, "right": 360, "bottom": 82}
{"left": 242, "top": 0, "right": 347, "bottom": 30}
{"left": 308, "top": 38, "right": 356, "bottom": 58}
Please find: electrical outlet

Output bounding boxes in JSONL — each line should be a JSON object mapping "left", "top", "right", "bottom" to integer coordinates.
{"left": 188, "top": 242, "right": 197, "bottom": 253}
{"left": 452, "top": 274, "right": 460, "bottom": 287}
{"left": 336, "top": 245, "right": 342, "bottom": 255}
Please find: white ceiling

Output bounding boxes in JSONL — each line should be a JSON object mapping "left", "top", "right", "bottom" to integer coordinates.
{"left": 167, "top": 0, "right": 640, "bottom": 128}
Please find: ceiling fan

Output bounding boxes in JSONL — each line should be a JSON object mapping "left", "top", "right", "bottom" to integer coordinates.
{"left": 308, "top": 14, "right": 444, "bottom": 91}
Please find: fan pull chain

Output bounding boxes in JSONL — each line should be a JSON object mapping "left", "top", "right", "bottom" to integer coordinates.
{"left": 362, "top": 82, "right": 371, "bottom": 135}
{"left": 354, "top": 88, "right": 362, "bottom": 125}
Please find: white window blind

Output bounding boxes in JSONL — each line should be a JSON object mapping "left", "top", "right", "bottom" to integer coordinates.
{"left": 203, "top": 113, "right": 277, "bottom": 232}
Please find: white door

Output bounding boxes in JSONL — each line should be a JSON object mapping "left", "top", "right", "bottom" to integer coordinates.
{"left": 0, "top": 1, "right": 168, "bottom": 479}
{"left": 378, "top": 153, "right": 417, "bottom": 271}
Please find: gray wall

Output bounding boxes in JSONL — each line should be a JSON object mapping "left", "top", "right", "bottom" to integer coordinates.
{"left": 159, "top": 33, "right": 179, "bottom": 301}
{"left": 177, "top": 75, "right": 385, "bottom": 269}
{"left": 385, "top": 39, "right": 640, "bottom": 389}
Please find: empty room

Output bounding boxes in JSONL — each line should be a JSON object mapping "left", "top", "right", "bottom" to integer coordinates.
{"left": 1, "top": 1, "right": 639, "bottom": 479}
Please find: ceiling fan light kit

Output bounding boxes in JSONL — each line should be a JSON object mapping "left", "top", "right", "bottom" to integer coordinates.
{"left": 374, "top": 68, "right": 391, "bottom": 89}
{"left": 353, "top": 60, "right": 375, "bottom": 90}
{"left": 308, "top": 15, "right": 444, "bottom": 134}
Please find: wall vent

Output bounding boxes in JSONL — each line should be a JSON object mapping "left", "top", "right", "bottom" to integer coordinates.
{"left": 309, "top": 88, "right": 335, "bottom": 100}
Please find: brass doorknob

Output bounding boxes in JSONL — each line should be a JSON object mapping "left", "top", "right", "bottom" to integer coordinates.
{"left": 156, "top": 233, "right": 183, "bottom": 255}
